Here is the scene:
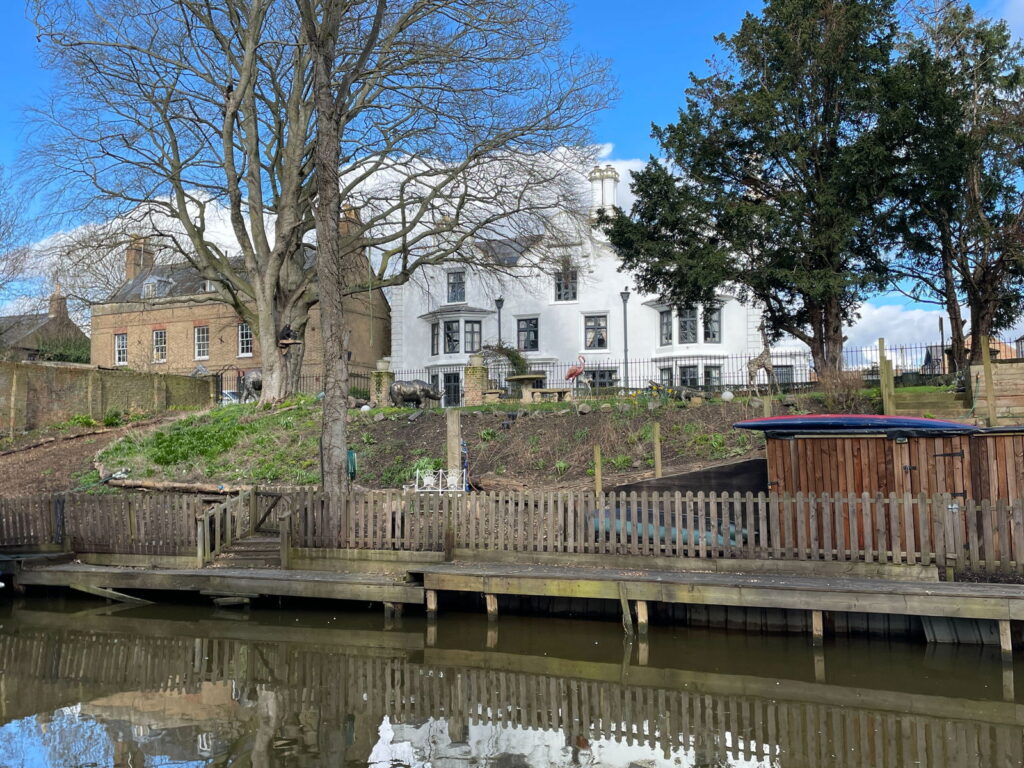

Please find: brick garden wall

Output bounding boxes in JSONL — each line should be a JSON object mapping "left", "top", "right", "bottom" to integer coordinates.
{"left": 0, "top": 361, "right": 213, "bottom": 433}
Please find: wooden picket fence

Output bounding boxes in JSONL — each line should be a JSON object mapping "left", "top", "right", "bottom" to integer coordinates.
{"left": 2, "top": 487, "right": 1024, "bottom": 575}
{"left": 283, "top": 489, "right": 1024, "bottom": 574}
{"left": 66, "top": 493, "right": 203, "bottom": 556}
{"left": 0, "top": 490, "right": 254, "bottom": 564}
{"left": 0, "top": 494, "right": 61, "bottom": 549}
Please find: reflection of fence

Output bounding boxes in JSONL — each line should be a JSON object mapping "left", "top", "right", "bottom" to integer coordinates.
{"left": 278, "top": 489, "right": 1024, "bottom": 575}
{"left": 4, "top": 621, "right": 1023, "bottom": 766}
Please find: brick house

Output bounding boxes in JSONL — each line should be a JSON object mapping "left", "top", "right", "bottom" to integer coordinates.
{"left": 89, "top": 240, "right": 390, "bottom": 386}
{"left": 0, "top": 287, "right": 89, "bottom": 361}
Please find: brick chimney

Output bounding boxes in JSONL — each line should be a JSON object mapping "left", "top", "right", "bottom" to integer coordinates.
{"left": 125, "top": 236, "right": 155, "bottom": 282}
{"left": 47, "top": 283, "right": 68, "bottom": 318}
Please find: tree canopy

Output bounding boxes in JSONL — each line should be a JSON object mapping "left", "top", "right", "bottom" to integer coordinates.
{"left": 604, "top": 0, "right": 901, "bottom": 378}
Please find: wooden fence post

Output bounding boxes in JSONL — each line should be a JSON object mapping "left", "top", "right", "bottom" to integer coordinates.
{"left": 877, "top": 338, "right": 894, "bottom": 415}
{"left": 446, "top": 409, "right": 462, "bottom": 487}
{"left": 248, "top": 486, "right": 258, "bottom": 536}
{"left": 980, "top": 335, "right": 998, "bottom": 427}
{"left": 652, "top": 423, "right": 662, "bottom": 479}
{"left": 195, "top": 514, "right": 205, "bottom": 568}
{"left": 280, "top": 512, "right": 291, "bottom": 570}
{"left": 594, "top": 445, "right": 603, "bottom": 495}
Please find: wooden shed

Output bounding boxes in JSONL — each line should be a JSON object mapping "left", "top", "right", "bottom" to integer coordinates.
{"left": 765, "top": 428, "right": 1024, "bottom": 503}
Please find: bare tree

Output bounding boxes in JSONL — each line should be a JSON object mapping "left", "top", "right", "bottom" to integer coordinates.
{"left": 295, "top": 0, "right": 609, "bottom": 502}
{"left": 30, "top": 1, "right": 607, "bottom": 413}
{"left": 30, "top": 1, "right": 319, "bottom": 400}
{"left": 0, "top": 166, "right": 30, "bottom": 300}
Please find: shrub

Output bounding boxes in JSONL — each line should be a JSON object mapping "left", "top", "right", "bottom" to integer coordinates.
{"left": 554, "top": 460, "right": 570, "bottom": 476}
{"left": 103, "top": 409, "right": 123, "bottom": 427}
{"left": 63, "top": 414, "right": 98, "bottom": 429}
{"left": 479, "top": 428, "right": 498, "bottom": 442}
{"left": 609, "top": 454, "right": 633, "bottom": 470}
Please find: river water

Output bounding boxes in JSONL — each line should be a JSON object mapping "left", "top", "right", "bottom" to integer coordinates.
{"left": 0, "top": 596, "right": 1020, "bottom": 767}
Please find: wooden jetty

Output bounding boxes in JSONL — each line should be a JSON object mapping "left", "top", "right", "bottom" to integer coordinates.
{"left": 4, "top": 486, "right": 1024, "bottom": 650}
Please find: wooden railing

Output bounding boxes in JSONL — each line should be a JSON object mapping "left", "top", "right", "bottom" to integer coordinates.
{"left": 279, "top": 489, "right": 1024, "bottom": 575}
{"left": 195, "top": 489, "right": 254, "bottom": 566}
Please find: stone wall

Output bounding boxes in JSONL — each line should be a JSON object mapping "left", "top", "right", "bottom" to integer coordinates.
{"left": 0, "top": 361, "right": 213, "bottom": 434}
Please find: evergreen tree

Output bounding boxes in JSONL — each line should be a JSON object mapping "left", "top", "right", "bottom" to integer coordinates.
{"left": 883, "top": 3, "right": 1024, "bottom": 382}
{"left": 604, "top": 0, "right": 900, "bottom": 382}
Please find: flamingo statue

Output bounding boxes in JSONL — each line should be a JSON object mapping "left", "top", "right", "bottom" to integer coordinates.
{"left": 565, "top": 355, "right": 591, "bottom": 399}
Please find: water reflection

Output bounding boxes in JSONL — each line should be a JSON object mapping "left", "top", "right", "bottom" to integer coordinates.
{"left": 0, "top": 598, "right": 1021, "bottom": 767}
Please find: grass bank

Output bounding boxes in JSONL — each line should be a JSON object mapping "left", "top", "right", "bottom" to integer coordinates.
{"left": 95, "top": 389, "right": 864, "bottom": 490}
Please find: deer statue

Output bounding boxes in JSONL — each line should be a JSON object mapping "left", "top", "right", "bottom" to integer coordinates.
{"left": 746, "top": 320, "right": 774, "bottom": 396}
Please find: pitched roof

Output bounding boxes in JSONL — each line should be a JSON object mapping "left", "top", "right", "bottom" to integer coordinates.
{"left": 103, "top": 246, "right": 319, "bottom": 303}
{"left": 0, "top": 313, "right": 51, "bottom": 348}
{"left": 105, "top": 261, "right": 215, "bottom": 303}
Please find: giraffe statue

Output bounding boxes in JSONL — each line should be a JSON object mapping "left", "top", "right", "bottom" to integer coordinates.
{"left": 746, "top": 320, "right": 774, "bottom": 395}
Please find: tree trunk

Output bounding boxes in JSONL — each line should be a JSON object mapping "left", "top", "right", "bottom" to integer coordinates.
{"left": 304, "top": 8, "right": 352, "bottom": 513}
{"left": 254, "top": 294, "right": 314, "bottom": 403}
{"left": 805, "top": 299, "right": 846, "bottom": 393}
{"left": 938, "top": 217, "right": 970, "bottom": 393}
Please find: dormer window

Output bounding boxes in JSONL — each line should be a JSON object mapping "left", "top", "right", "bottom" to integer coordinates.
{"left": 141, "top": 281, "right": 156, "bottom": 299}
{"left": 202, "top": 280, "right": 216, "bottom": 293}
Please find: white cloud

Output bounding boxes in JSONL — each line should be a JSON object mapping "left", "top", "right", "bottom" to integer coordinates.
{"left": 845, "top": 302, "right": 950, "bottom": 348}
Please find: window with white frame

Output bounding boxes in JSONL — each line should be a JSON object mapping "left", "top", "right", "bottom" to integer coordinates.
{"left": 703, "top": 307, "right": 722, "bottom": 343}
{"left": 443, "top": 320, "right": 460, "bottom": 353}
{"left": 202, "top": 280, "right": 216, "bottom": 293}
{"left": 704, "top": 365, "right": 722, "bottom": 388}
{"left": 152, "top": 329, "right": 167, "bottom": 363}
{"left": 464, "top": 320, "right": 482, "bottom": 353}
{"left": 141, "top": 281, "right": 156, "bottom": 299}
{"left": 237, "top": 323, "right": 253, "bottom": 357}
{"left": 430, "top": 323, "right": 439, "bottom": 356}
{"left": 517, "top": 318, "right": 539, "bottom": 351}
{"left": 678, "top": 307, "right": 698, "bottom": 344}
{"left": 447, "top": 271, "right": 466, "bottom": 303}
{"left": 659, "top": 310, "right": 673, "bottom": 345}
{"left": 554, "top": 269, "right": 578, "bottom": 302}
{"left": 194, "top": 326, "right": 209, "bottom": 360}
{"left": 659, "top": 367, "right": 673, "bottom": 387}
{"left": 114, "top": 333, "right": 128, "bottom": 365}
{"left": 584, "top": 315, "right": 608, "bottom": 350}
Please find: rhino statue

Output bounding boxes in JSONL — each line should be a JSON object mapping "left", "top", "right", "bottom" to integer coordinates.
{"left": 389, "top": 379, "right": 443, "bottom": 409}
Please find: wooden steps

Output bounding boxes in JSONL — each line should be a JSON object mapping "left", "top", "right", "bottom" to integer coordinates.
{"left": 892, "top": 390, "right": 973, "bottom": 420}
{"left": 207, "top": 534, "right": 280, "bottom": 569}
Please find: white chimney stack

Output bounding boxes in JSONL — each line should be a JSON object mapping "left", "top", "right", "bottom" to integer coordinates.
{"left": 588, "top": 164, "right": 620, "bottom": 215}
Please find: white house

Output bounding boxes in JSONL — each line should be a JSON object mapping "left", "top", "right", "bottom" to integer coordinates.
{"left": 388, "top": 166, "right": 779, "bottom": 405}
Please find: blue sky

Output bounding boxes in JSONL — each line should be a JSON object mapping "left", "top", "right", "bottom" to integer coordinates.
{"left": 1, "top": 1, "right": 1022, "bottom": 344}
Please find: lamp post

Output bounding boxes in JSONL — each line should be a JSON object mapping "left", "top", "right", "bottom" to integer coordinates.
{"left": 620, "top": 288, "right": 630, "bottom": 390}
{"left": 495, "top": 296, "right": 505, "bottom": 346}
